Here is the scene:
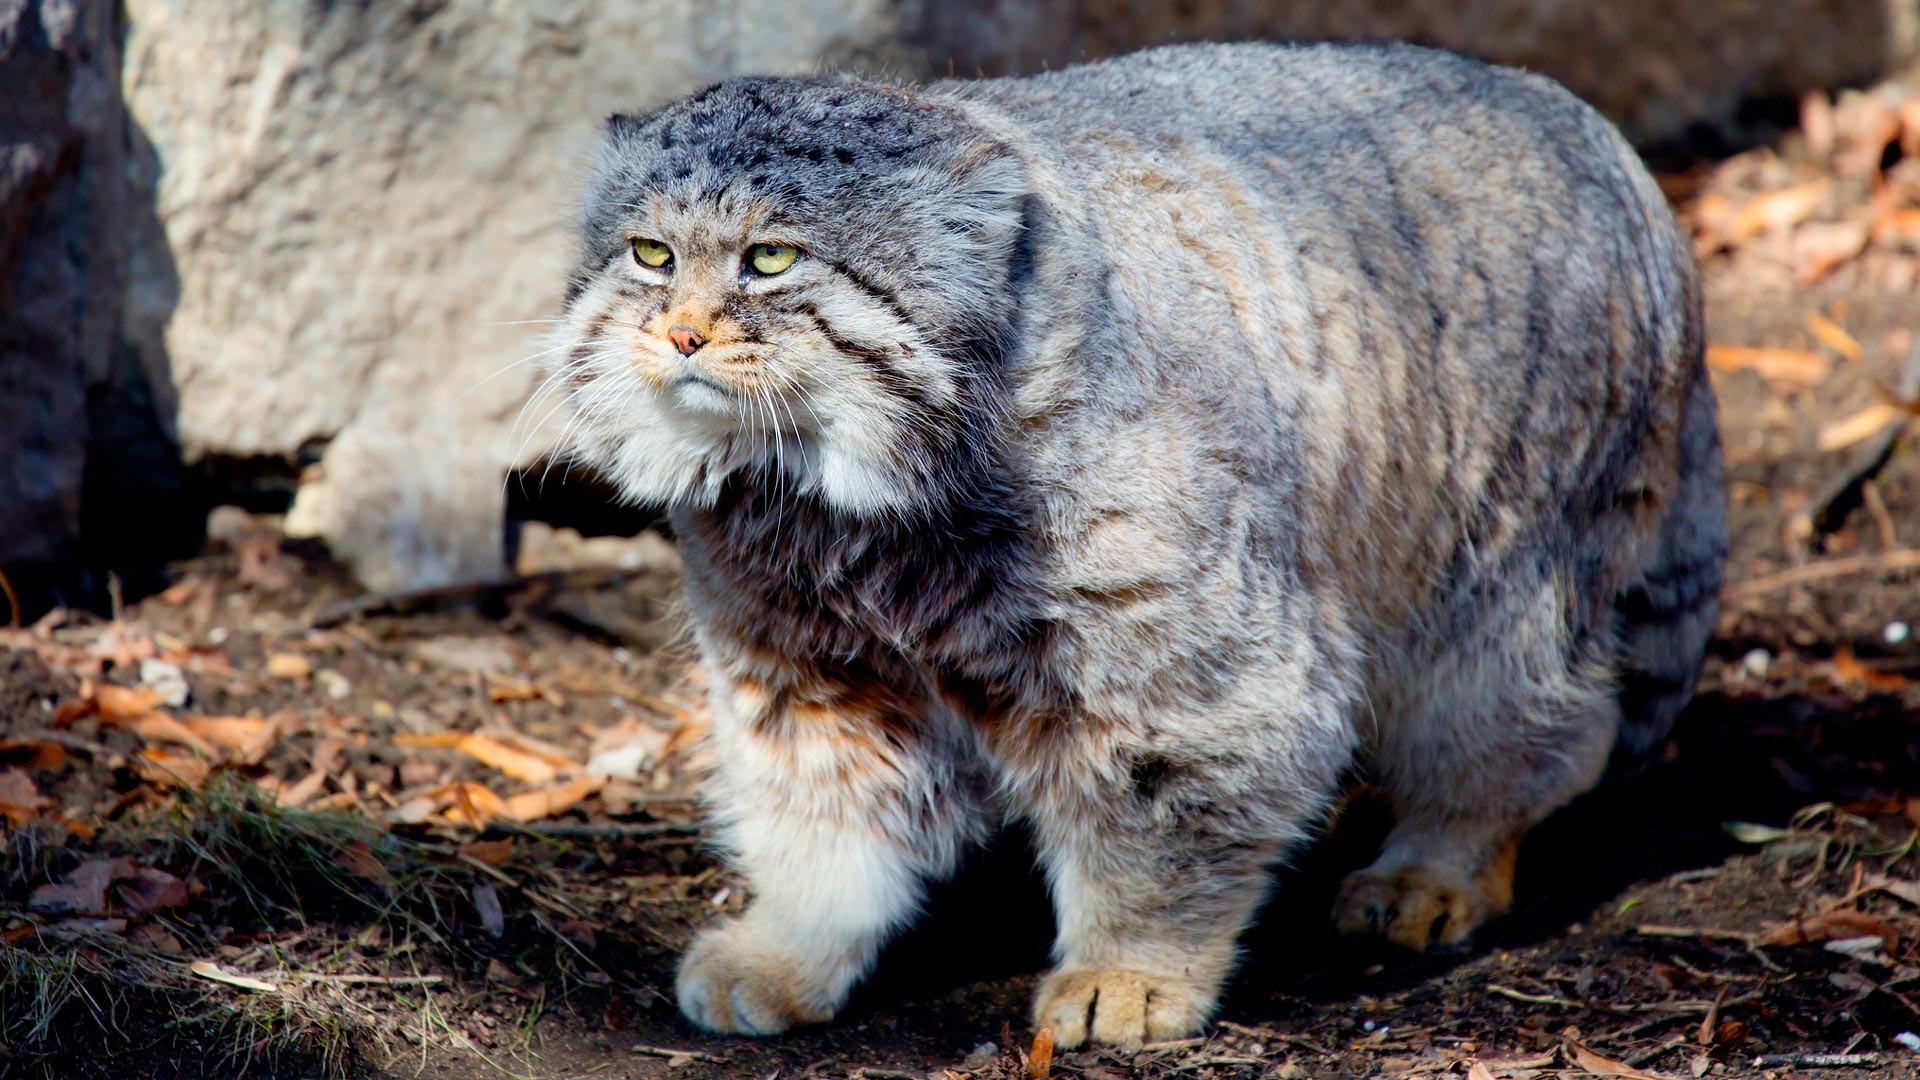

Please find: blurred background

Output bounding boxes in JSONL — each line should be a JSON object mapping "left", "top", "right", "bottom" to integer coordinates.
{"left": 5, "top": 0, "right": 1918, "bottom": 615}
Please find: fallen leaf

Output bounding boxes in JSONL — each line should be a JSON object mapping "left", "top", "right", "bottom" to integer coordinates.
{"left": 1567, "top": 1040, "right": 1680, "bottom": 1079}
{"left": 115, "top": 867, "right": 189, "bottom": 915}
{"left": 116, "top": 713, "right": 219, "bottom": 757}
{"left": 276, "top": 767, "right": 329, "bottom": 808}
{"left": 1795, "top": 221, "right": 1872, "bottom": 285}
{"left": 1831, "top": 644, "right": 1909, "bottom": 692}
{"left": 265, "top": 652, "right": 312, "bottom": 679}
{"left": 91, "top": 681, "right": 164, "bottom": 722}
{"left": 1818, "top": 403, "right": 1904, "bottom": 451}
{"left": 1804, "top": 311, "right": 1863, "bottom": 362}
{"left": 456, "top": 734, "right": 563, "bottom": 785}
{"left": 1802, "top": 90, "right": 1836, "bottom": 162}
{"left": 586, "top": 716, "right": 672, "bottom": 780}
{"left": 1706, "top": 345, "right": 1830, "bottom": 386}
{"left": 1725, "top": 180, "right": 1831, "bottom": 244}
{"left": 393, "top": 733, "right": 467, "bottom": 750}
{"left": 1758, "top": 908, "right": 1902, "bottom": 951}
{"left": 0, "top": 739, "right": 65, "bottom": 771}
{"left": 1868, "top": 873, "right": 1920, "bottom": 907}
{"left": 190, "top": 960, "right": 280, "bottom": 993}
{"left": 30, "top": 857, "right": 134, "bottom": 916}
{"left": 134, "top": 747, "right": 212, "bottom": 790}
{"left": 1467, "top": 1065, "right": 1497, "bottom": 1080}
{"left": 155, "top": 579, "right": 205, "bottom": 606}
{"left": 129, "top": 922, "right": 185, "bottom": 954}
{"left": 554, "top": 918, "right": 599, "bottom": 951}
{"left": 335, "top": 839, "right": 394, "bottom": 886}
{"left": 1028, "top": 1026, "right": 1054, "bottom": 1080}
{"left": 0, "top": 768, "right": 49, "bottom": 826}
{"left": 439, "top": 781, "right": 511, "bottom": 827}
{"left": 458, "top": 838, "right": 514, "bottom": 866}
{"left": 181, "top": 715, "right": 280, "bottom": 766}
{"left": 502, "top": 777, "right": 605, "bottom": 823}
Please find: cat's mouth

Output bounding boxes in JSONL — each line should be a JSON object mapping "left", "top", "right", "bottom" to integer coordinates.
{"left": 671, "top": 373, "right": 736, "bottom": 412}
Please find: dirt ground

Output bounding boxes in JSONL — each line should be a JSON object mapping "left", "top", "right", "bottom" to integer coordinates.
{"left": 6, "top": 79, "right": 1920, "bottom": 1080}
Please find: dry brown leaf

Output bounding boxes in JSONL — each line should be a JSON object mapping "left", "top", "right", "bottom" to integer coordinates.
{"left": 458, "top": 838, "right": 514, "bottom": 866}
{"left": 182, "top": 715, "right": 280, "bottom": 766}
{"left": 393, "top": 733, "right": 466, "bottom": 750}
{"left": 1566, "top": 1040, "right": 1680, "bottom": 1080}
{"left": 1830, "top": 644, "right": 1909, "bottom": 692}
{"left": 334, "top": 839, "right": 393, "bottom": 886}
{"left": 1466, "top": 1064, "right": 1498, "bottom": 1080}
{"left": 1795, "top": 221, "right": 1872, "bottom": 284}
{"left": 1875, "top": 206, "right": 1920, "bottom": 246}
{"left": 501, "top": 777, "right": 605, "bottom": 823}
{"left": 1705, "top": 345, "right": 1831, "bottom": 386}
{"left": 1803, "top": 311, "right": 1863, "bottom": 362}
{"left": 29, "top": 857, "right": 134, "bottom": 917}
{"left": 1867, "top": 873, "right": 1920, "bottom": 907}
{"left": 438, "top": 781, "right": 511, "bottom": 827}
{"left": 1818, "top": 403, "right": 1904, "bottom": 451}
{"left": 1726, "top": 180, "right": 1830, "bottom": 244}
{"left": 1028, "top": 1026, "right": 1054, "bottom": 1080}
{"left": 135, "top": 747, "right": 211, "bottom": 790}
{"left": 277, "top": 767, "right": 329, "bottom": 808}
{"left": 0, "top": 739, "right": 65, "bottom": 771}
{"left": 0, "top": 768, "right": 50, "bottom": 826}
{"left": 90, "top": 681, "right": 164, "bottom": 722}
{"left": 1757, "top": 907, "right": 1902, "bottom": 950}
{"left": 455, "top": 734, "right": 561, "bottom": 785}
{"left": 120, "top": 714, "right": 219, "bottom": 757}
{"left": 115, "top": 867, "right": 189, "bottom": 915}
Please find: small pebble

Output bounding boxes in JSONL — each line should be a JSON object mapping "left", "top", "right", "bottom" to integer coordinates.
{"left": 266, "top": 652, "right": 312, "bottom": 679}
{"left": 1886, "top": 621, "right": 1911, "bottom": 645}
{"left": 1895, "top": 1031, "right": 1920, "bottom": 1052}
{"left": 1740, "top": 648, "right": 1771, "bottom": 679}
{"left": 139, "top": 659, "right": 190, "bottom": 708}
{"left": 316, "top": 668, "right": 351, "bottom": 700}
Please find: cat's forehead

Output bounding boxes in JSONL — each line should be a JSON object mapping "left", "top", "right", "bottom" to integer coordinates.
{"left": 602, "top": 77, "right": 965, "bottom": 200}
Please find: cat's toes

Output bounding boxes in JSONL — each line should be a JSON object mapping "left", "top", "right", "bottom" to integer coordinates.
{"left": 675, "top": 921, "right": 838, "bottom": 1036}
{"left": 1032, "top": 967, "right": 1215, "bottom": 1050}
{"left": 1332, "top": 865, "right": 1491, "bottom": 950}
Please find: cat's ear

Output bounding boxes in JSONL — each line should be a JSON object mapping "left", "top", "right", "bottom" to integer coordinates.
{"left": 604, "top": 111, "right": 657, "bottom": 139}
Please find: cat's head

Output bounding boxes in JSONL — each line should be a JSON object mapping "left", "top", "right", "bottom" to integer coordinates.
{"left": 552, "top": 77, "right": 1031, "bottom": 515}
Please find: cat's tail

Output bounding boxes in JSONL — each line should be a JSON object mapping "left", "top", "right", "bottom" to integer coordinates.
{"left": 1611, "top": 366, "right": 1727, "bottom": 764}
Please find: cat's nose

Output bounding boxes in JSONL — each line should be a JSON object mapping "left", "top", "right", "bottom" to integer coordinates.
{"left": 668, "top": 325, "right": 706, "bottom": 356}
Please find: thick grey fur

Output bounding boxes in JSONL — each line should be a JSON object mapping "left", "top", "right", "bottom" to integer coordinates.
{"left": 547, "top": 41, "right": 1727, "bottom": 1049}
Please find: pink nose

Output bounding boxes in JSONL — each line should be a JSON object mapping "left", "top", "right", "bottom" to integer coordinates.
{"left": 668, "top": 326, "right": 705, "bottom": 356}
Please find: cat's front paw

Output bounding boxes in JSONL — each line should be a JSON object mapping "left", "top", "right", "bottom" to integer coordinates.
{"left": 676, "top": 920, "right": 842, "bottom": 1035}
{"left": 1032, "top": 967, "right": 1216, "bottom": 1050}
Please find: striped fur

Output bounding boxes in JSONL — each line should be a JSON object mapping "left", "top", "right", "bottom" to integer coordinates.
{"left": 548, "top": 42, "right": 1727, "bottom": 1049}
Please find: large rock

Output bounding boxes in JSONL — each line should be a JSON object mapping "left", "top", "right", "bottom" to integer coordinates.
{"left": 0, "top": 0, "right": 128, "bottom": 615}
{"left": 918, "top": 0, "right": 1920, "bottom": 148}
{"left": 122, "top": 0, "right": 909, "bottom": 590}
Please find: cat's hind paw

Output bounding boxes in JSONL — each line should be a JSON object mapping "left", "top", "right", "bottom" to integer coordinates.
{"left": 1332, "top": 862, "right": 1504, "bottom": 950}
{"left": 1032, "top": 967, "right": 1216, "bottom": 1050}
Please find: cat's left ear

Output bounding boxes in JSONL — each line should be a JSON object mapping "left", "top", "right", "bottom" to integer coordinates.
{"left": 603, "top": 110, "right": 658, "bottom": 140}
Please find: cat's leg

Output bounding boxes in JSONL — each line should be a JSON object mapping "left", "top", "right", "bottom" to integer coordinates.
{"left": 1333, "top": 595, "right": 1619, "bottom": 950}
{"left": 1000, "top": 706, "right": 1351, "bottom": 1049}
{"left": 677, "top": 663, "right": 988, "bottom": 1035}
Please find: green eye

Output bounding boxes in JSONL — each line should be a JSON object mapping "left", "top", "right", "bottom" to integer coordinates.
{"left": 748, "top": 243, "right": 800, "bottom": 276}
{"left": 630, "top": 238, "right": 672, "bottom": 268}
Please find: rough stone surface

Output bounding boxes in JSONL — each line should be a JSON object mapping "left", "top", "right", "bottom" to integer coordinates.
{"left": 122, "top": 0, "right": 909, "bottom": 588}
{"left": 918, "top": 0, "right": 1920, "bottom": 147}
{"left": 0, "top": 0, "right": 128, "bottom": 613}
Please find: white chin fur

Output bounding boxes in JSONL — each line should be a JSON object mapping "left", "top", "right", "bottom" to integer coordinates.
{"left": 577, "top": 392, "right": 920, "bottom": 515}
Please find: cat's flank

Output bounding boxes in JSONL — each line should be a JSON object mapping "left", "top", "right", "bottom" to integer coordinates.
{"left": 550, "top": 42, "right": 1726, "bottom": 1048}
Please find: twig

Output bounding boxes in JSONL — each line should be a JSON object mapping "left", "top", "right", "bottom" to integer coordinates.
{"left": 630, "top": 1044, "right": 729, "bottom": 1064}
{"left": 1634, "top": 924, "right": 1758, "bottom": 944}
{"left": 1626, "top": 1036, "right": 1689, "bottom": 1069}
{"left": 0, "top": 565, "right": 18, "bottom": 630}
{"left": 1750, "top": 1052, "right": 1879, "bottom": 1068}
{"left": 1489, "top": 985, "right": 1587, "bottom": 1009}
{"left": 293, "top": 973, "right": 445, "bottom": 986}
{"left": 1725, "top": 549, "right": 1920, "bottom": 601}
{"left": 308, "top": 567, "right": 638, "bottom": 628}
{"left": 499, "top": 820, "right": 701, "bottom": 840}
{"left": 1163, "top": 1057, "right": 1263, "bottom": 1075}
{"left": 1792, "top": 340, "right": 1920, "bottom": 543}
